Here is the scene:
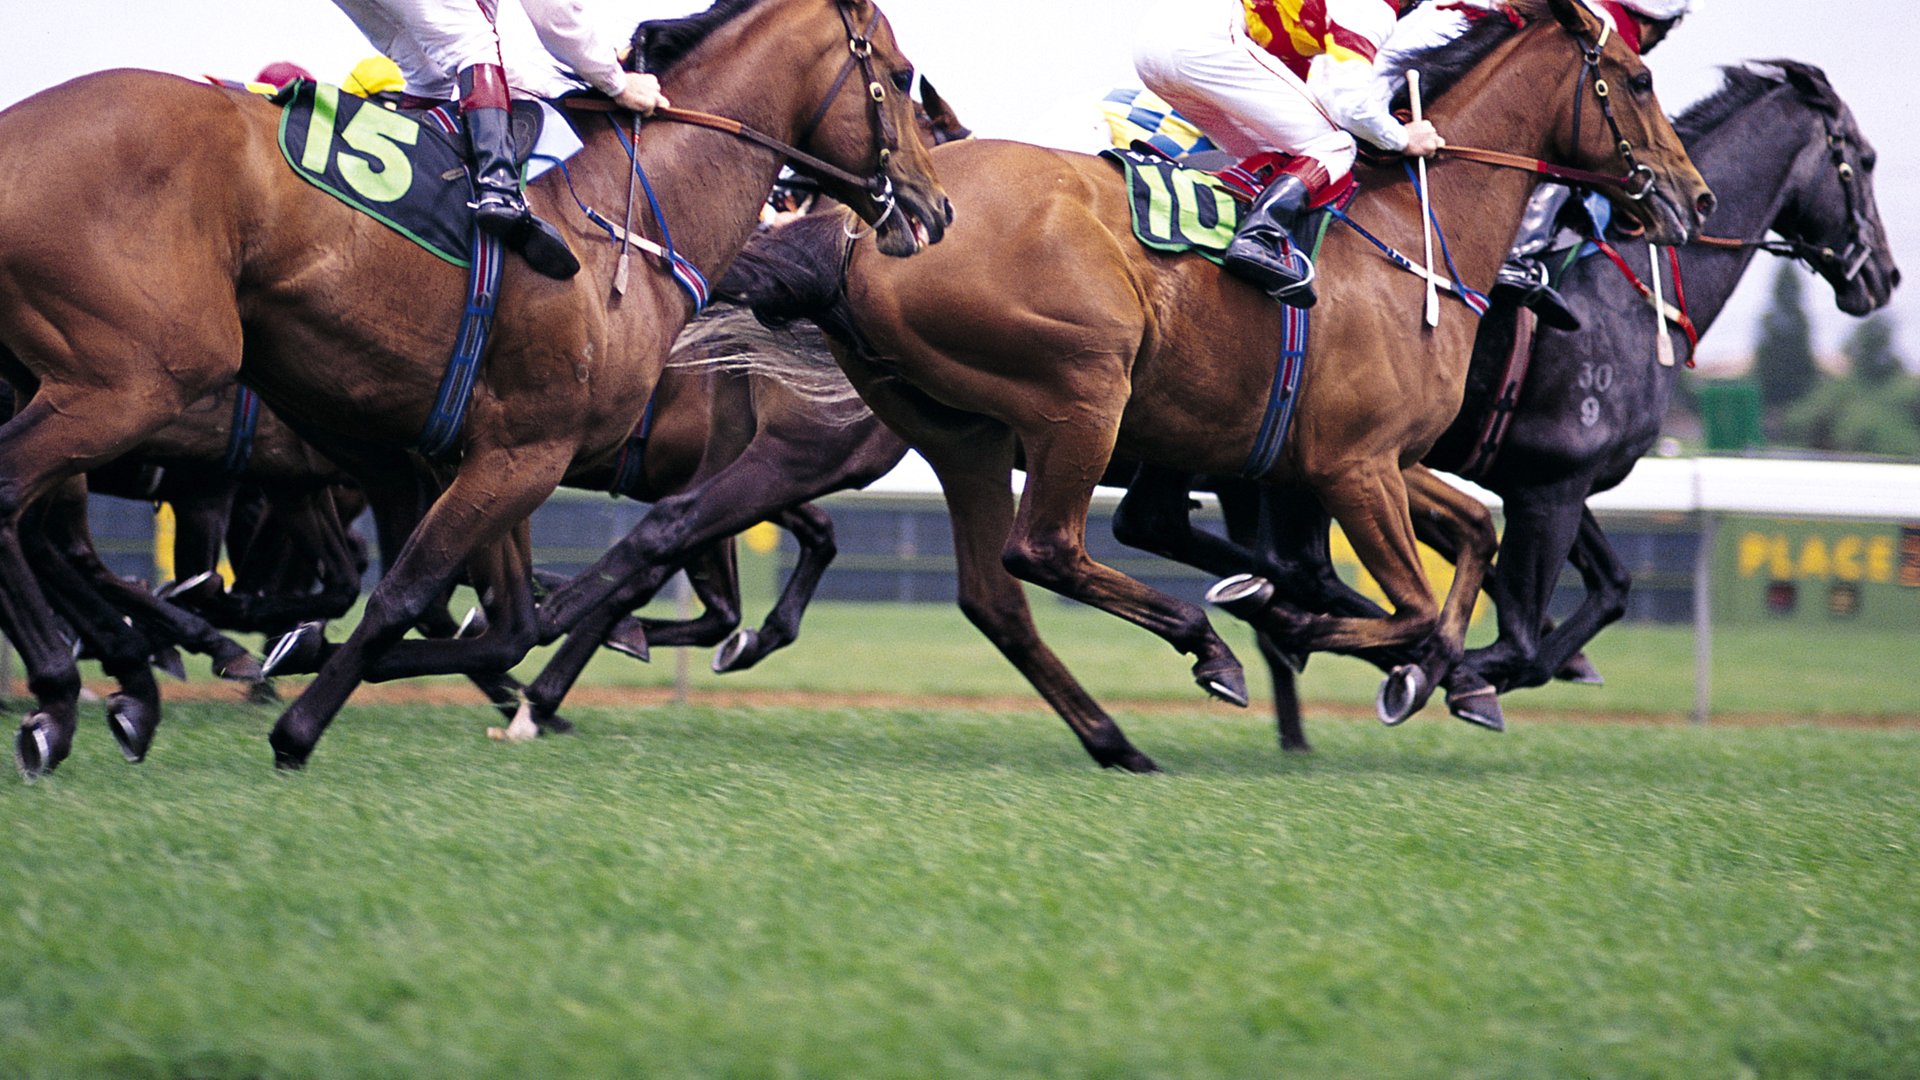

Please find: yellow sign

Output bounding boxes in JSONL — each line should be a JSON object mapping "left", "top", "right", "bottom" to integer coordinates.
{"left": 1735, "top": 531, "right": 1896, "bottom": 583}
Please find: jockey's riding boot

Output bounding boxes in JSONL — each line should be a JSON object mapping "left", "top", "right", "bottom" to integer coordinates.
{"left": 1492, "top": 257, "right": 1580, "bottom": 331}
{"left": 1493, "top": 186, "right": 1579, "bottom": 330}
{"left": 458, "top": 64, "right": 580, "bottom": 280}
{"left": 1223, "top": 174, "right": 1316, "bottom": 308}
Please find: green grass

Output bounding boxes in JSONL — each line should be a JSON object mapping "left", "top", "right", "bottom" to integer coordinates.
{"left": 518, "top": 598, "right": 1920, "bottom": 720}
{"left": 4, "top": 700, "right": 1918, "bottom": 1079}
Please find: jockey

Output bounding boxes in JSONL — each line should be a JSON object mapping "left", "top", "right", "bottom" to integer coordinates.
{"left": 326, "top": 0, "right": 672, "bottom": 280}
{"left": 1494, "top": 0, "right": 1695, "bottom": 329}
{"left": 1134, "top": 0, "right": 1444, "bottom": 308}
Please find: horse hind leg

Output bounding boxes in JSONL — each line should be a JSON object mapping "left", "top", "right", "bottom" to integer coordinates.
{"left": 1404, "top": 466, "right": 1503, "bottom": 732}
{"left": 0, "top": 379, "right": 217, "bottom": 777}
{"left": 1006, "top": 424, "right": 1247, "bottom": 708}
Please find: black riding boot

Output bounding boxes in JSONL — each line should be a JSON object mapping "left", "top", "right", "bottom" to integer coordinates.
{"left": 1223, "top": 174, "right": 1316, "bottom": 308}
{"left": 458, "top": 65, "right": 580, "bottom": 280}
{"left": 1492, "top": 186, "right": 1578, "bottom": 330}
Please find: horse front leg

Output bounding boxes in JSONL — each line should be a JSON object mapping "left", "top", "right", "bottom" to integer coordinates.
{"left": 1271, "top": 462, "right": 1443, "bottom": 725}
{"left": 1459, "top": 482, "right": 1588, "bottom": 695}
{"left": 1404, "top": 466, "right": 1503, "bottom": 731}
{"left": 267, "top": 443, "right": 570, "bottom": 769}
{"left": 709, "top": 503, "right": 837, "bottom": 673}
{"left": 1514, "top": 505, "right": 1630, "bottom": 690}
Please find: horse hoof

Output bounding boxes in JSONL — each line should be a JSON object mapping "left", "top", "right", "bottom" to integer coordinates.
{"left": 14, "top": 715, "right": 58, "bottom": 781}
{"left": 269, "top": 732, "right": 310, "bottom": 771}
{"left": 1376, "top": 665, "right": 1427, "bottom": 726}
{"left": 711, "top": 629, "right": 758, "bottom": 674}
{"left": 1556, "top": 653, "right": 1605, "bottom": 686}
{"left": 105, "top": 694, "right": 156, "bottom": 764}
{"left": 1205, "top": 573, "right": 1275, "bottom": 620}
{"left": 1193, "top": 658, "right": 1249, "bottom": 708}
{"left": 457, "top": 606, "right": 487, "bottom": 639}
{"left": 151, "top": 647, "right": 189, "bottom": 682}
{"left": 246, "top": 679, "right": 281, "bottom": 706}
{"left": 1446, "top": 686, "right": 1506, "bottom": 732}
{"left": 1104, "top": 749, "right": 1162, "bottom": 774}
{"left": 260, "top": 623, "right": 320, "bottom": 678}
{"left": 216, "top": 652, "right": 265, "bottom": 683}
{"left": 156, "top": 570, "right": 216, "bottom": 600}
{"left": 488, "top": 701, "right": 542, "bottom": 743}
{"left": 605, "top": 627, "right": 651, "bottom": 664}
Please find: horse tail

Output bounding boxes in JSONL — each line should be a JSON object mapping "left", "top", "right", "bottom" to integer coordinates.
{"left": 715, "top": 213, "right": 867, "bottom": 349}
{"left": 668, "top": 304, "right": 870, "bottom": 427}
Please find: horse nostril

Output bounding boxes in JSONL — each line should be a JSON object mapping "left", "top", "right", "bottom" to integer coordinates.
{"left": 943, "top": 198, "right": 955, "bottom": 225}
{"left": 1891, "top": 267, "right": 1902, "bottom": 289}
{"left": 1695, "top": 191, "right": 1716, "bottom": 219}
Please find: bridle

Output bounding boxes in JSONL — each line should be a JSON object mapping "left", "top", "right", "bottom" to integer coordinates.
{"left": 608, "top": 0, "right": 907, "bottom": 228}
{"left": 1693, "top": 104, "right": 1876, "bottom": 283}
{"left": 1434, "top": 18, "right": 1658, "bottom": 200}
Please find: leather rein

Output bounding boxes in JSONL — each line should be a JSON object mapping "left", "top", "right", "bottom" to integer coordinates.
{"left": 568, "top": 0, "right": 905, "bottom": 220}
{"left": 1430, "top": 19, "right": 1658, "bottom": 200}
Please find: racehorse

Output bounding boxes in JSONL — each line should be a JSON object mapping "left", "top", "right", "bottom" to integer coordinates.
{"left": 710, "top": 0, "right": 1711, "bottom": 772}
{"left": 0, "top": 0, "right": 948, "bottom": 778}
{"left": 1433, "top": 58, "right": 1898, "bottom": 698}
{"left": 1204, "top": 59, "right": 1899, "bottom": 752}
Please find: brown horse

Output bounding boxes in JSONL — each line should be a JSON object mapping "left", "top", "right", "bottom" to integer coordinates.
{"left": 724, "top": 0, "right": 1711, "bottom": 771}
{"left": 0, "top": 0, "right": 948, "bottom": 778}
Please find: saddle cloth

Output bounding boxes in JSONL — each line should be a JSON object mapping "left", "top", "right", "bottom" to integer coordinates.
{"left": 273, "top": 81, "right": 577, "bottom": 268}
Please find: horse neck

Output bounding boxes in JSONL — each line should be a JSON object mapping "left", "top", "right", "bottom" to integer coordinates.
{"left": 571, "top": 51, "right": 810, "bottom": 286}
{"left": 1399, "top": 30, "right": 1591, "bottom": 286}
{"left": 1657, "top": 91, "right": 1810, "bottom": 337}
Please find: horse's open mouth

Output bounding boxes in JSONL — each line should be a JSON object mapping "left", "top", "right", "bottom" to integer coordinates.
{"left": 873, "top": 189, "right": 949, "bottom": 257}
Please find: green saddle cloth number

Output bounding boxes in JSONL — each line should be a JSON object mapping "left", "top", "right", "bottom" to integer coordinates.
{"left": 277, "top": 82, "right": 475, "bottom": 266}
{"left": 1100, "top": 148, "right": 1243, "bottom": 265}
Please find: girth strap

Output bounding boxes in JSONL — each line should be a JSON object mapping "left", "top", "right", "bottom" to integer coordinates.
{"left": 413, "top": 227, "right": 505, "bottom": 460}
{"left": 225, "top": 387, "right": 261, "bottom": 475}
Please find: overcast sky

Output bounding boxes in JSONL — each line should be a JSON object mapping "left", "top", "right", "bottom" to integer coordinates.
{"left": 2, "top": 0, "right": 1913, "bottom": 369}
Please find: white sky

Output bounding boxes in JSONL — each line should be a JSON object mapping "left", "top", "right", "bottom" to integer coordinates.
{"left": 2, "top": 0, "right": 1915, "bottom": 369}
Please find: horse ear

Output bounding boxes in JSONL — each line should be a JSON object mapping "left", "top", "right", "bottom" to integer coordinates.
{"left": 1545, "top": 0, "right": 1599, "bottom": 36}
{"left": 918, "top": 78, "right": 957, "bottom": 128}
{"left": 1779, "top": 63, "right": 1836, "bottom": 109}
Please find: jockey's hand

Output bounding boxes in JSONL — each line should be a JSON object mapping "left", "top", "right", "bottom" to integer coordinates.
{"left": 1403, "top": 119, "right": 1445, "bottom": 158}
{"left": 613, "top": 72, "right": 668, "bottom": 115}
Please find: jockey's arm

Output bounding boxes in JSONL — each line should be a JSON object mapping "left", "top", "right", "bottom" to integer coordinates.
{"left": 1308, "top": 0, "right": 1445, "bottom": 158}
{"left": 518, "top": 0, "right": 668, "bottom": 113}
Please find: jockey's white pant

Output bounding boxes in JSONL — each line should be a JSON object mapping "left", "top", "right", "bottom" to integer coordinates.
{"left": 328, "top": 0, "right": 574, "bottom": 100}
{"left": 1132, "top": 0, "right": 1356, "bottom": 185}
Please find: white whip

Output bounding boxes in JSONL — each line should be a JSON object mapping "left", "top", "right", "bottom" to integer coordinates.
{"left": 1408, "top": 70, "right": 1439, "bottom": 328}
{"left": 1648, "top": 244, "right": 1675, "bottom": 367}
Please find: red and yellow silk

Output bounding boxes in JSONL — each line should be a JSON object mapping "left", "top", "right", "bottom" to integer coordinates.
{"left": 1241, "top": 0, "right": 1399, "bottom": 79}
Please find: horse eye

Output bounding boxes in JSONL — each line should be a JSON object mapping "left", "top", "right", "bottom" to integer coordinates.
{"left": 1629, "top": 72, "right": 1654, "bottom": 95}
{"left": 891, "top": 70, "right": 914, "bottom": 94}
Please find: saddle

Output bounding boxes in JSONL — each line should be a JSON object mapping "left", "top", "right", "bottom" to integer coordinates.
{"left": 1099, "top": 143, "right": 1351, "bottom": 269}
{"left": 272, "top": 81, "right": 552, "bottom": 267}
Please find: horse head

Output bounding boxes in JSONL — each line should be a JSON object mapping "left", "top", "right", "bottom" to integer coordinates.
{"left": 631, "top": 0, "right": 950, "bottom": 257}
{"left": 1536, "top": 0, "right": 1711, "bottom": 243}
{"left": 1762, "top": 61, "right": 1900, "bottom": 315}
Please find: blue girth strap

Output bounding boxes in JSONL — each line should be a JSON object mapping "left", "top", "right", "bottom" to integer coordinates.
{"left": 608, "top": 393, "right": 658, "bottom": 498}
{"left": 224, "top": 386, "right": 262, "bottom": 475}
{"left": 1241, "top": 306, "right": 1309, "bottom": 480}
{"left": 413, "top": 225, "right": 505, "bottom": 460}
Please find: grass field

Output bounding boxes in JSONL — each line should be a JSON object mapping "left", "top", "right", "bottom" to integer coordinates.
{"left": 3, "top": 605, "right": 1918, "bottom": 1078}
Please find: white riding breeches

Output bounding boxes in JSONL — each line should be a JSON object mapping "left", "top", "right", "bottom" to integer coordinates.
{"left": 1132, "top": 0, "right": 1357, "bottom": 181}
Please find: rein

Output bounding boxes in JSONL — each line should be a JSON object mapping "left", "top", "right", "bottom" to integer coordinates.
{"left": 567, "top": 0, "right": 904, "bottom": 217}
{"left": 1428, "top": 19, "right": 1655, "bottom": 200}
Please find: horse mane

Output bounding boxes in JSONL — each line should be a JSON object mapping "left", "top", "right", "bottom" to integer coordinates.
{"left": 1673, "top": 60, "right": 1840, "bottom": 141}
{"left": 630, "top": 0, "right": 767, "bottom": 75}
{"left": 1387, "top": 14, "right": 1523, "bottom": 113}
